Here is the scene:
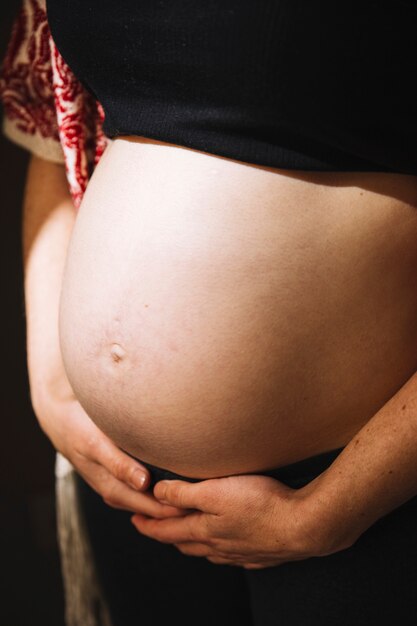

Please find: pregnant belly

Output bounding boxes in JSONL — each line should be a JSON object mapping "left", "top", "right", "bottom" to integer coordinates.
{"left": 59, "top": 136, "right": 417, "bottom": 477}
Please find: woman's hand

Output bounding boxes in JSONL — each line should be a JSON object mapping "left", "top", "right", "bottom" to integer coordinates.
{"left": 32, "top": 381, "right": 185, "bottom": 519}
{"left": 131, "top": 473, "right": 336, "bottom": 569}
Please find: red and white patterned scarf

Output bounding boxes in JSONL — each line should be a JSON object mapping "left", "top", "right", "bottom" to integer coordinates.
{"left": 0, "top": 0, "right": 110, "bottom": 209}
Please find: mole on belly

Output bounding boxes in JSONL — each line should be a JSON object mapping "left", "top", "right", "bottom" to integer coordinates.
{"left": 110, "top": 343, "right": 126, "bottom": 363}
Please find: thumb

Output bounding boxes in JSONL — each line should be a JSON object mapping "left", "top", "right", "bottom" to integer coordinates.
{"left": 94, "top": 434, "right": 150, "bottom": 490}
{"left": 153, "top": 479, "right": 218, "bottom": 512}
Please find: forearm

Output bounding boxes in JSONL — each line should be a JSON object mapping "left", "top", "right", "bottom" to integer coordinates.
{"left": 302, "top": 370, "right": 417, "bottom": 551}
{"left": 22, "top": 154, "right": 76, "bottom": 409}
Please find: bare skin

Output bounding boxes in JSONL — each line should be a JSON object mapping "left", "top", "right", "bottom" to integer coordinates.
{"left": 132, "top": 366, "right": 417, "bottom": 567}
{"left": 25, "top": 148, "right": 417, "bottom": 571}
{"left": 23, "top": 154, "right": 184, "bottom": 518}
{"left": 58, "top": 135, "right": 417, "bottom": 478}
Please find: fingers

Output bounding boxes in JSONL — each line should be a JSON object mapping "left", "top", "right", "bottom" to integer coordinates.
{"left": 173, "top": 542, "right": 240, "bottom": 566}
{"left": 206, "top": 556, "right": 238, "bottom": 566}
{"left": 174, "top": 543, "right": 242, "bottom": 567}
{"left": 90, "top": 433, "right": 150, "bottom": 491}
{"left": 131, "top": 511, "right": 208, "bottom": 543}
{"left": 174, "top": 543, "right": 283, "bottom": 569}
{"left": 78, "top": 461, "right": 186, "bottom": 517}
{"left": 102, "top": 480, "right": 185, "bottom": 516}
{"left": 174, "top": 542, "right": 211, "bottom": 557}
{"left": 153, "top": 479, "right": 220, "bottom": 512}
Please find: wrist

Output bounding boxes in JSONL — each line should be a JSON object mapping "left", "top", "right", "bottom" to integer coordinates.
{"left": 292, "top": 475, "right": 361, "bottom": 557}
{"left": 29, "top": 364, "right": 76, "bottom": 415}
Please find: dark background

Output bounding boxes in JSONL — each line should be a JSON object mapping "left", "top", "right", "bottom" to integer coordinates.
{"left": 1, "top": 3, "right": 65, "bottom": 624}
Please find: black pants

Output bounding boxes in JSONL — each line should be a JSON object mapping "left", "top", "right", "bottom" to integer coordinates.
{"left": 76, "top": 448, "right": 417, "bottom": 626}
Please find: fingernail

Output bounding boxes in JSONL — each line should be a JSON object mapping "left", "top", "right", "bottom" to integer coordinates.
{"left": 129, "top": 470, "right": 148, "bottom": 490}
{"left": 154, "top": 481, "right": 168, "bottom": 502}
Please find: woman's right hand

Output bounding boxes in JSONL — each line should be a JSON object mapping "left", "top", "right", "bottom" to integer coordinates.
{"left": 32, "top": 381, "right": 186, "bottom": 519}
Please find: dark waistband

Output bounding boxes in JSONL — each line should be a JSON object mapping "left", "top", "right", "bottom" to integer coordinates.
{"left": 140, "top": 447, "right": 345, "bottom": 490}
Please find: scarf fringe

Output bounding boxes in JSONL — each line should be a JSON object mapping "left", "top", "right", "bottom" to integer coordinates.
{"left": 55, "top": 453, "right": 113, "bottom": 626}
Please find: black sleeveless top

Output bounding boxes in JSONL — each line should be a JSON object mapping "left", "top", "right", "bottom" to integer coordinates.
{"left": 46, "top": 0, "right": 417, "bottom": 174}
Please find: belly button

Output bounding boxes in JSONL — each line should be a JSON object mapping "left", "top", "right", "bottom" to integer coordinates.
{"left": 110, "top": 343, "right": 126, "bottom": 363}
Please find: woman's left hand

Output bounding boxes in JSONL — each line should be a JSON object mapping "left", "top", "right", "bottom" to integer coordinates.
{"left": 131, "top": 474, "right": 332, "bottom": 569}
